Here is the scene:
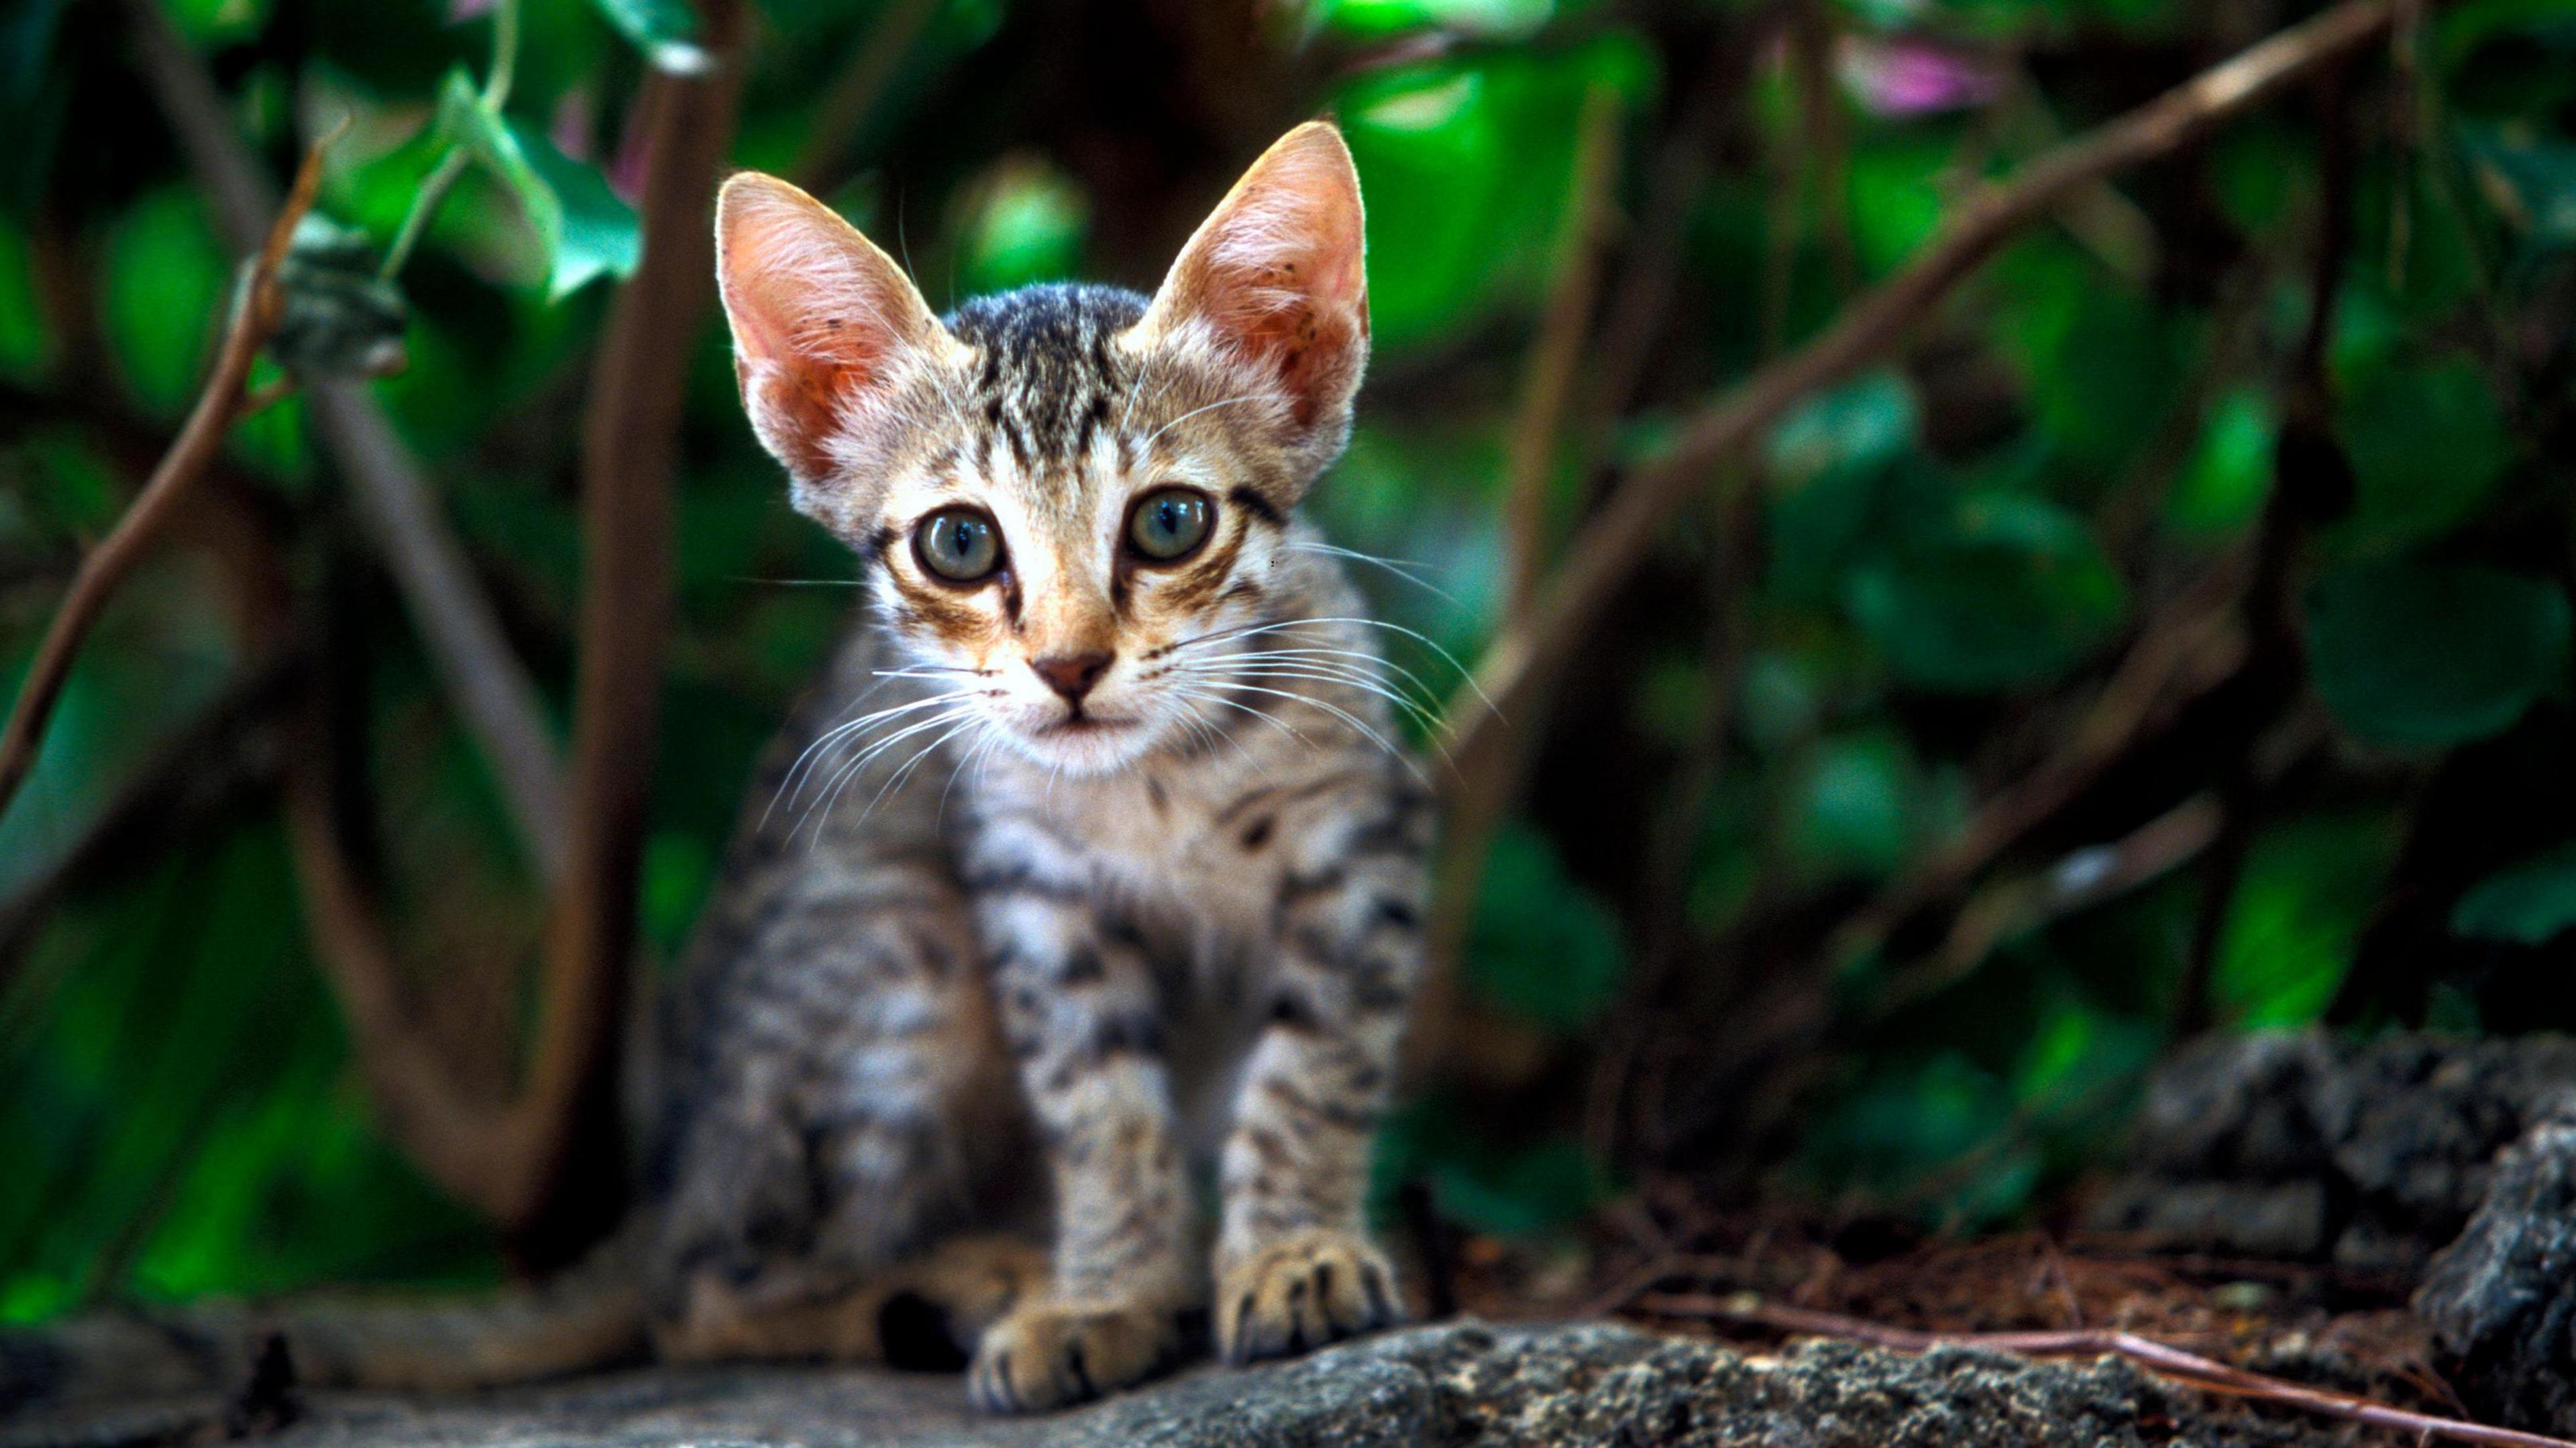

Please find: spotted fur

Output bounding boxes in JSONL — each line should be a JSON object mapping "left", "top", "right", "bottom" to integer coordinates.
{"left": 657, "top": 121, "right": 1426, "bottom": 1411}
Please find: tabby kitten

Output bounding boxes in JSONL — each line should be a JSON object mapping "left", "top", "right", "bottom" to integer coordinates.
{"left": 652, "top": 121, "right": 1430, "bottom": 1412}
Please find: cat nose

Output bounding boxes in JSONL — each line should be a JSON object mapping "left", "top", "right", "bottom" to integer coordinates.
{"left": 1029, "top": 650, "right": 1114, "bottom": 704}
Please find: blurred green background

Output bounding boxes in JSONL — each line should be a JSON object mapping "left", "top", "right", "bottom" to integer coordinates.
{"left": 3, "top": 0, "right": 2575, "bottom": 1317}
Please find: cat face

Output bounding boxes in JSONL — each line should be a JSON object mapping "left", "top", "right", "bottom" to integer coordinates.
{"left": 715, "top": 123, "right": 1368, "bottom": 775}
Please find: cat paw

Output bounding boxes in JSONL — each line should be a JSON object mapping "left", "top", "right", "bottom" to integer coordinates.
{"left": 904, "top": 1233, "right": 1051, "bottom": 1340}
{"left": 967, "top": 1298, "right": 1174, "bottom": 1413}
{"left": 1216, "top": 1228, "right": 1403, "bottom": 1366}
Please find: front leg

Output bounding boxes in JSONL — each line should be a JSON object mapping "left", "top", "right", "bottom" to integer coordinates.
{"left": 1217, "top": 777, "right": 1430, "bottom": 1364}
{"left": 964, "top": 840, "right": 1191, "bottom": 1412}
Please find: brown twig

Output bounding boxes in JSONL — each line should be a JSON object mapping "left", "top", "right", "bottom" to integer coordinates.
{"left": 2178, "top": 58, "right": 2357, "bottom": 1034}
{"left": 1829, "top": 548, "right": 2253, "bottom": 968}
{"left": 1438, "top": 0, "right": 2402, "bottom": 795}
{"left": 1501, "top": 78, "right": 1624, "bottom": 626}
{"left": 277, "top": 0, "right": 749, "bottom": 1258}
{"left": 0, "top": 143, "right": 323, "bottom": 821}
{"left": 121, "top": 0, "right": 573, "bottom": 881}
{"left": 1409, "top": 79, "right": 1628, "bottom": 1084}
{"left": 1581, "top": 25, "right": 1746, "bottom": 433}
{"left": 1633, "top": 1294, "right": 2576, "bottom": 1448}
{"left": 1873, "top": 793, "right": 2225, "bottom": 1020}
{"left": 530, "top": 0, "right": 749, "bottom": 1256}
{"left": 790, "top": 0, "right": 944, "bottom": 195}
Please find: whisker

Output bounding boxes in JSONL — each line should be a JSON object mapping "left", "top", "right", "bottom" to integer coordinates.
{"left": 1189, "top": 677, "right": 1428, "bottom": 787}
{"left": 796, "top": 702, "right": 986, "bottom": 840}
{"left": 1193, "top": 646, "right": 1449, "bottom": 722}
{"left": 768, "top": 686, "right": 989, "bottom": 820}
{"left": 1175, "top": 659, "right": 1442, "bottom": 736}
{"left": 1138, "top": 394, "right": 1263, "bottom": 456}
{"left": 1177, "top": 660, "right": 1444, "bottom": 742}
{"left": 1284, "top": 542, "right": 1458, "bottom": 605}
{"left": 1166, "top": 615, "right": 1496, "bottom": 718}
{"left": 1170, "top": 687, "right": 1312, "bottom": 752}
{"left": 862, "top": 716, "right": 982, "bottom": 822}
{"left": 938, "top": 724, "right": 1000, "bottom": 822}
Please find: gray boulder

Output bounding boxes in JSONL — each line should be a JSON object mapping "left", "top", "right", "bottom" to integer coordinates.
{"left": 2090, "top": 1030, "right": 2576, "bottom": 1271}
{"left": 0, "top": 1321, "right": 2341, "bottom": 1447}
{"left": 2415, "top": 1121, "right": 2576, "bottom": 1437}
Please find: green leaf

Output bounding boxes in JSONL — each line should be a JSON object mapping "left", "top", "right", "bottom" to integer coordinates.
{"left": 1466, "top": 822, "right": 1625, "bottom": 1028}
{"left": 2333, "top": 357, "right": 2514, "bottom": 551}
{"left": 513, "top": 122, "right": 643, "bottom": 299}
{"left": 2452, "top": 840, "right": 2576, "bottom": 946}
{"left": 2213, "top": 813, "right": 2398, "bottom": 1027}
{"left": 1788, "top": 729, "right": 1917, "bottom": 881}
{"left": 1338, "top": 36, "right": 1652, "bottom": 354}
{"left": 1767, "top": 370, "right": 1918, "bottom": 489}
{"left": 102, "top": 188, "right": 228, "bottom": 414}
{"left": 1845, "top": 493, "right": 2127, "bottom": 693}
{"left": 2165, "top": 387, "right": 2275, "bottom": 535}
{"left": 0, "top": 218, "right": 47, "bottom": 378}
{"left": 587, "top": 0, "right": 710, "bottom": 72}
{"left": 428, "top": 70, "right": 640, "bottom": 300}
{"left": 2305, "top": 560, "right": 2571, "bottom": 751}
{"left": 956, "top": 156, "right": 1088, "bottom": 296}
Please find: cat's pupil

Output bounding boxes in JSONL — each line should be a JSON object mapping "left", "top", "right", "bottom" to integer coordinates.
{"left": 1129, "top": 489, "right": 1210, "bottom": 561}
{"left": 917, "top": 508, "right": 1000, "bottom": 582}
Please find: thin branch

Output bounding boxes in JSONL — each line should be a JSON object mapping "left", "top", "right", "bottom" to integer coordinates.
{"left": 276, "top": 0, "right": 749, "bottom": 1250}
{"left": 2180, "top": 59, "right": 2357, "bottom": 1034}
{"left": 789, "top": 0, "right": 944, "bottom": 195}
{"left": 525, "top": 0, "right": 749, "bottom": 1251}
{"left": 122, "top": 0, "right": 572, "bottom": 881}
{"left": 0, "top": 143, "right": 323, "bottom": 820}
{"left": 1409, "top": 78, "right": 1625, "bottom": 1084}
{"left": 1874, "top": 793, "right": 2224, "bottom": 1018}
{"left": 1438, "top": 0, "right": 2403, "bottom": 797}
{"left": 302, "top": 389, "right": 572, "bottom": 879}
{"left": 1829, "top": 549, "right": 2252, "bottom": 968}
{"left": 1633, "top": 1294, "right": 2576, "bottom": 1448}
{"left": 1501, "top": 78, "right": 1624, "bottom": 625}
{"left": 1582, "top": 25, "right": 1746, "bottom": 433}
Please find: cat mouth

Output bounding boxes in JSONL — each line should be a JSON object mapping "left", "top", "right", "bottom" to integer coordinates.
{"left": 1034, "top": 714, "right": 1133, "bottom": 737}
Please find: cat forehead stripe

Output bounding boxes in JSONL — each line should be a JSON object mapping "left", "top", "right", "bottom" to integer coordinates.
{"left": 947, "top": 284, "right": 1146, "bottom": 462}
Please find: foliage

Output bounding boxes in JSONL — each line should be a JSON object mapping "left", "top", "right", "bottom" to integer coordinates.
{"left": 3, "top": 0, "right": 2575, "bottom": 1311}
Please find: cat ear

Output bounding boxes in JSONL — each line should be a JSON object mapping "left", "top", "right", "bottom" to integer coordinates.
{"left": 714, "top": 172, "right": 953, "bottom": 488}
{"left": 1137, "top": 121, "right": 1368, "bottom": 437}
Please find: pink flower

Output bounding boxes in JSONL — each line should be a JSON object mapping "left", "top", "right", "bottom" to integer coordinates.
{"left": 1837, "top": 36, "right": 2004, "bottom": 117}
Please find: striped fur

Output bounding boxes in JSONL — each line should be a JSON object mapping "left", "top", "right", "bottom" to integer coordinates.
{"left": 672, "top": 122, "right": 1426, "bottom": 1411}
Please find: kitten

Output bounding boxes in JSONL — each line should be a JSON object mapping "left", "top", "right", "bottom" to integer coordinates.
{"left": 651, "top": 121, "right": 1431, "bottom": 1412}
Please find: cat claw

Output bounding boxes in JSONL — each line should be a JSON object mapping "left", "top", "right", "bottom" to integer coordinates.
{"left": 1216, "top": 1229, "right": 1403, "bottom": 1367}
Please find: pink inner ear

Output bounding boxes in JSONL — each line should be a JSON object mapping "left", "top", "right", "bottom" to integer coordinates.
{"left": 1205, "top": 241, "right": 1366, "bottom": 428}
{"left": 1164, "top": 127, "right": 1370, "bottom": 430}
{"left": 716, "top": 176, "right": 928, "bottom": 484}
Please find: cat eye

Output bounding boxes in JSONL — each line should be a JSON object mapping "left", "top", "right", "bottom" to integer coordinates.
{"left": 1126, "top": 488, "right": 1214, "bottom": 564}
{"left": 914, "top": 506, "right": 1004, "bottom": 583}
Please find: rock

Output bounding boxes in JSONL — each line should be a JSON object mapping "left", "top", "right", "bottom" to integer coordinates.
{"left": 2414, "top": 1121, "right": 2576, "bottom": 1436}
{"left": 0, "top": 1321, "right": 2345, "bottom": 1447}
{"left": 2089, "top": 1029, "right": 2576, "bottom": 1272}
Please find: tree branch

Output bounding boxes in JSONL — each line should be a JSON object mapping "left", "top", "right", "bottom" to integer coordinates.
{"left": 0, "top": 143, "right": 323, "bottom": 820}
{"left": 1410, "top": 78, "right": 1625, "bottom": 1085}
{"left": 521, "top": 0, "right": 749, "bottom": 1256}
{"left": 789, "top": 0, "right": 944, "bottom": 195}
{"left": 1438, "top": 0, "right": 2402, "bottom": 797}
{"left": 1829, "top": 547, "right": 2253, "bottom": 968}
{"left": 123, "top": 0, "right": 572, "bottom": 882}
{"left": 1500, "top": 78, "right": 1624, "bottom": 626}
{"left": 1635, "top": 1294, "right": 2576, "bottom": 1448}
{"left": 273, "top": 5, "right": 749, "bottom": 1256}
